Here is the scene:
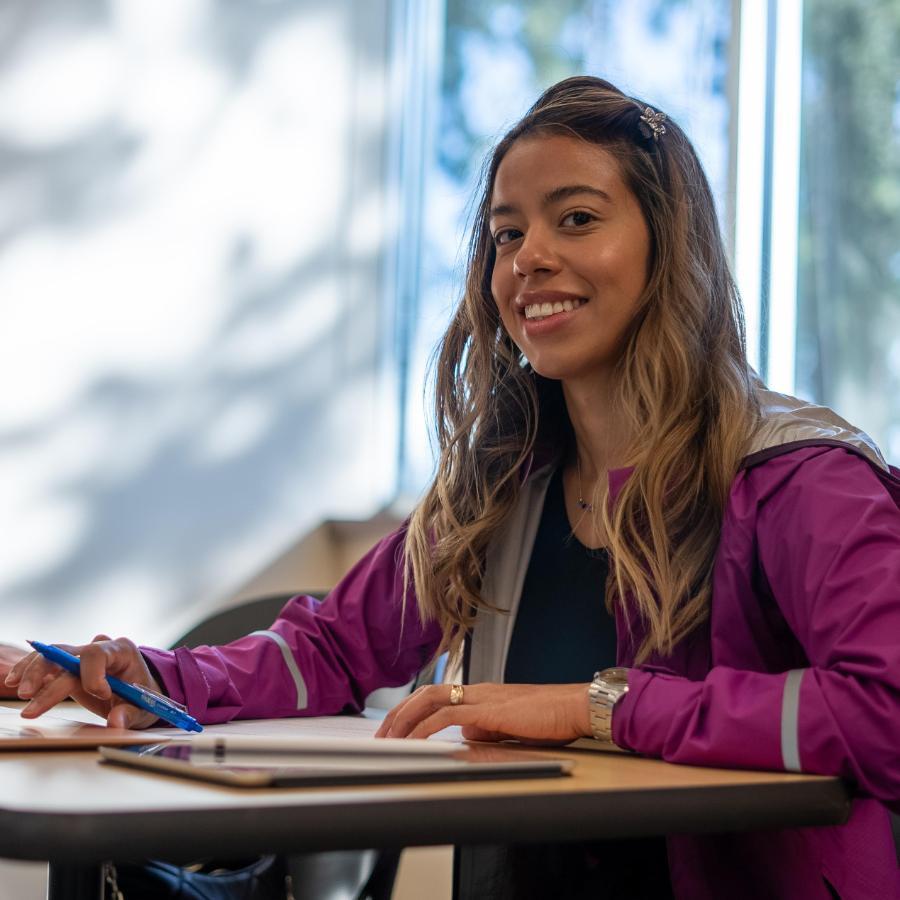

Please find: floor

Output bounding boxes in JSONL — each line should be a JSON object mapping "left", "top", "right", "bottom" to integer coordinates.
{"left": 0, "top": 848, "right": 453, "bottom": 899}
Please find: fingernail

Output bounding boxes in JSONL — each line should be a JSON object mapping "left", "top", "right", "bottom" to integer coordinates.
{"left": 21, "top": 701, "right": 36, "bottom": 717}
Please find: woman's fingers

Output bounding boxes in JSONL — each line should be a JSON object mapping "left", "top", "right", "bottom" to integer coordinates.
{"left": 106, "top": 699, "right": 158, "bottom": 730}
{"left": 3, "top": 650, "right": 31, "bottom": 688}
{"left": 374, "top": 685, "right": 431, "bottom": 737}
{"left": 20, "top": 672, "right": 137, "bottom": 724}
{"left": 71, "top": 636, "right": 162, "bottom": 728}
{"left": 0, "top": 645, "right": 29, "bottom": 697}
{"left": 9, "top": 652, "right": 59, "bottom": 697}
{"left": 377, "top": 682, "right": 591, "bottom": 744}
{"left": 77, "top": 636, "right": 128, "bottom": 699}
{"left": 20, "top": 670, "right": 83, "bottom": 718}
{"left": 13, "top": 635, "right": 162, "bottom": 728}
{"left": 407, "top": 704, "right": 479, "bottom": 740}
{"left": 375, "top": 684, "right": 460, "bottom": 738}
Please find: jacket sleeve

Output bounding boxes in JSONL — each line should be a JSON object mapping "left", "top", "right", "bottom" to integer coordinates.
{"left": 612, "top": 447, "right": 900, "bottom": 810}
{"left": 140, "top": 526, "right": 443, "bottom": 724}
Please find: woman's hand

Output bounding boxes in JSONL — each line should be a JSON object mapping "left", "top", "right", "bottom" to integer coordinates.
{"left": 374, "top": 682, "right": 592, "bottom": 744}
{"left": 4, "top": 635, "right": 163, "bottom": 730}
{"left": 0, "top": 644, "right": 28, "bottom": 698}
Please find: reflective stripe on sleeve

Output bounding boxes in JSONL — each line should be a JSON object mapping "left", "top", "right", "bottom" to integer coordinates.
{"left": 780, "top": 668, "right": 805, "bottom": 772}
{"left": 249, "top": 629, "right": 308, "bottom": 710}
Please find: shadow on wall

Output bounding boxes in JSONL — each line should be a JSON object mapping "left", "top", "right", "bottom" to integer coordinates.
{"left": 0, "top": 0, "right": 401, "bottom": 643}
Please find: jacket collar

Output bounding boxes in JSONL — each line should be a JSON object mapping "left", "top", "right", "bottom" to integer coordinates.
{"left": 525, "top": 383, "right": 890, "bottom": 487}
{"left": 744, "top": 385, "right": 889, "bottom": 471}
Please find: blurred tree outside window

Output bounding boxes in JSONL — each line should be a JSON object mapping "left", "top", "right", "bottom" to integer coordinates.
{"left": 796, "top": 0, "right": 900, "bottom": 460}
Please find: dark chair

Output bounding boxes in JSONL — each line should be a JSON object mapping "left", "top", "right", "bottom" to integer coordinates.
{"left": 170, "top": 590, "right": 402, "bottom": 900}
{"left": 172, "top": 592, "right": 316, "bottom": 649}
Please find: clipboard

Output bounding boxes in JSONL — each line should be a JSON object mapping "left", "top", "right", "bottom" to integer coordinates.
{"left": 99, "top": 741, "right": 574, "bottom": 787}
{"left": 0, "top": 705, "right": 168, "bottom": 750}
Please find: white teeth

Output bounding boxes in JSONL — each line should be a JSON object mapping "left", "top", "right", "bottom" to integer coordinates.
{"left": 523, "top": 299, "right": 585, "bottom": 320}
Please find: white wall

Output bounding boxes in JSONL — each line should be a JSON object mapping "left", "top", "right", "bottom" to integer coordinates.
{"left": 0, "top": 0, "right": 401, "bottom": 649}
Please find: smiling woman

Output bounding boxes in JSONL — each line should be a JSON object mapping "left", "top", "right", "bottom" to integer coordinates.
{"left": 489, "top": 136, "right": 651, "bottom": 387}
{"left": 407, "top": 78, "right": 760, "bottom": 671}
{"left": 7, "top": 77, "right": 900, "bottom": 900}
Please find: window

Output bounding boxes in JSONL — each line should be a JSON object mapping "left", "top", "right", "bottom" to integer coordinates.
{"left": 399, "top": 0, "right": 900, "bottom": 492}
{"left": 796, "top": 0, "right": 900, "bottom": 459}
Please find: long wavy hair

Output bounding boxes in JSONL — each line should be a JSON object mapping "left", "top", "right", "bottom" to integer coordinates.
{"left": 404, "top": 76, "right": 760, "bottom": 664}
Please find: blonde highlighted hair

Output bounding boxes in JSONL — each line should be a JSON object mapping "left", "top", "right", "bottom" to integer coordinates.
{"left": 404, "top": 76, "right": 759, "bottom": 664}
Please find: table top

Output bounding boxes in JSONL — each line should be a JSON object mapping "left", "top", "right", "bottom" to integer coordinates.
{"left": 0, "top": 735, "right": 850, "bottom": 864}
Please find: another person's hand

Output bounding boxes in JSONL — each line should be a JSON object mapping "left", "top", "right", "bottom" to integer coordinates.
{"left": 0, "top": 643, "right": 28, "bottom": 698}
{"left": 4, "top": 635, "right": 163, "bottom": 730}
{"left": 374, "top": 682, "right": 592, "bottom": 744}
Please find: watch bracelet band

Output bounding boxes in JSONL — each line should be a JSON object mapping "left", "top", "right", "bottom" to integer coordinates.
{"left": 588, "top": 668, "right": 630, "bottom": 742}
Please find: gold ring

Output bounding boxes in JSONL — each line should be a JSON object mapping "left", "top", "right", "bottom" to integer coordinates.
{"left": 449, "top": 684, "right": 464, "bottom": 706}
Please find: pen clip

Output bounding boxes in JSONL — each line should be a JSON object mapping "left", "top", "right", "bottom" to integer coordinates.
{"left": 135, "top": 685, "right": 187, "bottom": 713}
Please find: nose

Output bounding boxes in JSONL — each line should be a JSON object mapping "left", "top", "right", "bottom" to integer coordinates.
{"left": 512, "top": 229, "right": 561, "bottom": 279}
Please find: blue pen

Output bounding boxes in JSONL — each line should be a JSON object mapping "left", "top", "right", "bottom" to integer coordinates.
{"left": 27, "top": 640, "right": 203, "bottom": 733}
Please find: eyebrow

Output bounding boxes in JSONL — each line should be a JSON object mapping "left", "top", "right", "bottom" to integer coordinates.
{"left": 489, "top": 184, "right": 614, "bottom": 219}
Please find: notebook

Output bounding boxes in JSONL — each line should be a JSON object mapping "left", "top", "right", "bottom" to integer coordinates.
{"left": 99, "top": 740, "right": 574, "bottom": 787}
{"left": 0, "top": 705, "right": 163, "bottom": 750}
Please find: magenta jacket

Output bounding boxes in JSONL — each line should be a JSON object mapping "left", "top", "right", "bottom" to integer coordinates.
{"left": 143, "top": 390, "right": 900, "bottom": 900}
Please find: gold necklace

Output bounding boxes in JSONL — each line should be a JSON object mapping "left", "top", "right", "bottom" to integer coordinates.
{"left": 576, "top": 454, "right": 594, "bottom": 512}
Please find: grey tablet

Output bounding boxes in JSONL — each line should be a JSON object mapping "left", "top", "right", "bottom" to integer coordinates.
{"left": 99, "top": 742, "right": 574, "bottom": 788}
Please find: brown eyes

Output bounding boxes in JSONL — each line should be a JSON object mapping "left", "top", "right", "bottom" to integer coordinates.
{"left": 493, "top": 228, "right": 523, "bottom": 246}
{"left": 492, "top": 211, "right": 598, "bottom": 246}
{"left": 561, "top": 211, "right": 596, "bottom": 227}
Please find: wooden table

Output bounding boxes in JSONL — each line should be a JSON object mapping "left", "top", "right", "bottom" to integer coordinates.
{"left": 0, "top": 734, "right": 851, "bottom": 899}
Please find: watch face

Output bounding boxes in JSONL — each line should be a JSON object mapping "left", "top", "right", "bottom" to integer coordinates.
{"left": 599, "top": 667, "right": 629, "bottom": 687}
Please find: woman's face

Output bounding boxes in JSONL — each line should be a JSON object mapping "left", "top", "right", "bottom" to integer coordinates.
{"left": 489, "top": 134, "right": 651, "bottom": 384}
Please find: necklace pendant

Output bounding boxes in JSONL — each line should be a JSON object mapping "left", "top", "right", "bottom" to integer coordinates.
{"left": 575, "top": 454, "right": 595, "bottom": 514}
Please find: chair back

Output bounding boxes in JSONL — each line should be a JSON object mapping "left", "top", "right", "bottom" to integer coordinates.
{"left": 170, "top": 593, "right": 324, "bottom": 649}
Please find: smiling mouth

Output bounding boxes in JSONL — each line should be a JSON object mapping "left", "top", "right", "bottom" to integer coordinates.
{"left": 523, "top": 298, "right": 586, "bottom": 320}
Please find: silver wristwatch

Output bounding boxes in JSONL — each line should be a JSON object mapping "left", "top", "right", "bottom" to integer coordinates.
{"left": 588, "top": 667, "right": 630, "bottom": 742}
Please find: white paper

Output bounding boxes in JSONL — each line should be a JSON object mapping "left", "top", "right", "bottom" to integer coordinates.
{"left": 0, "top": 705, "right": 161, "bottom": 749}
{"left": 149, "top": 710, "right": 465, "bottom": 751}
{"left": 0, "top": 703, "right": 465, "bottom": 752}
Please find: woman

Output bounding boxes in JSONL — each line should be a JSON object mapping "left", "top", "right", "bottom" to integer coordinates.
{"left": 8, "top": 77, "right": 900, "bottom": 900}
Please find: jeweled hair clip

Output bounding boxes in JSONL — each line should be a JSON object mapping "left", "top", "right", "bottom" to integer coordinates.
{"left": 637, "top": 106, "right": 667, "bottom": 142}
